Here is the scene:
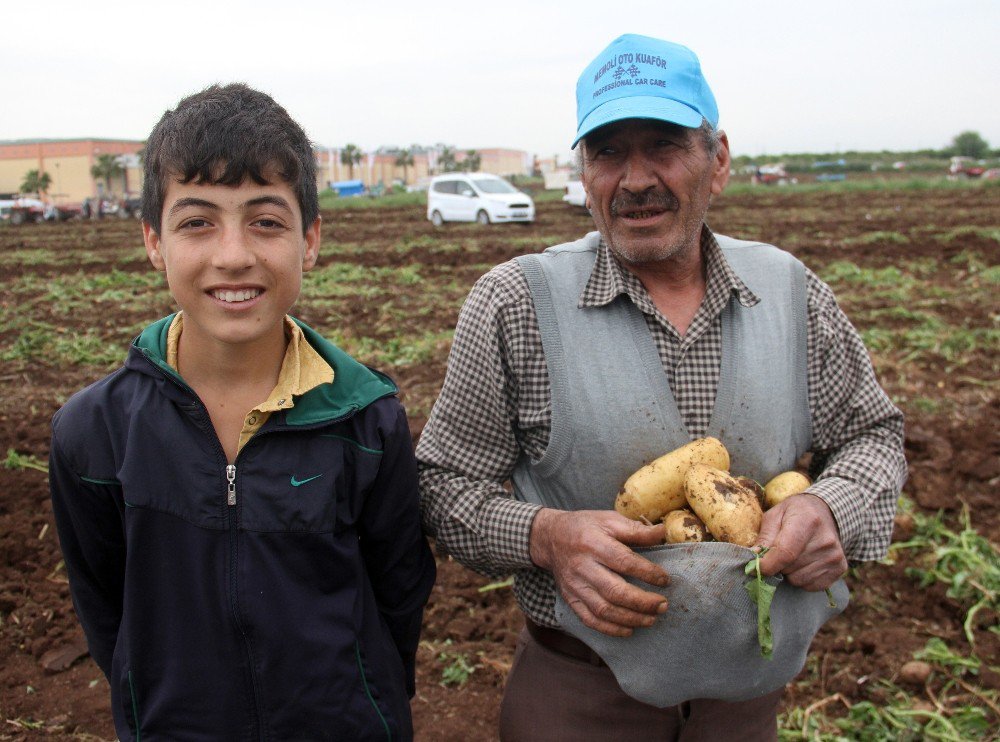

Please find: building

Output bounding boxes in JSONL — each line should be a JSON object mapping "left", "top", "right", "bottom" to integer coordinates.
{"left": 1, "top": 138, "right": 534, "bottom": 203}
{"left": 0, "top": 139, "right": 145, "bottom": 204}
{"left": 316, "top": 145, "right": 532, "bottom": 191}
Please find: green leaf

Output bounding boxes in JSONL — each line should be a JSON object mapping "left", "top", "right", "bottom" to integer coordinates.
{"left": 745, "top": 550, "right": 776, "bottom": 659}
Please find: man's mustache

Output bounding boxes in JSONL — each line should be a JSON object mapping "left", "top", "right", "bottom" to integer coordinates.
{"left": 610, "top": 190, "right": 679, "bottom": 216}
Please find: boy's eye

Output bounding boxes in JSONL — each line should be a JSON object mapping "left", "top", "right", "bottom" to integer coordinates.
{"left": 253, "top": 217, "right": 286, "bottom": 229}
{"left": 180, "top": 218, "right": 210, "bottom": 229}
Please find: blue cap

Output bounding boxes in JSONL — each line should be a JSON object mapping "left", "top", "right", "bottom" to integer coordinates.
{"left": 573, "top": 34, "right": 718, "bottom": 148}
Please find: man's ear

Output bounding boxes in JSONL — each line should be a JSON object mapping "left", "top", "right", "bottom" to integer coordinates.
{"left": 143, "top": 221, "right": 166, "bottom": 271}
{"left": 302, "top": 216, "right": 321, "bottom": 272}
{"left": 711, "top": 131, "right": 731, "bottom": 196}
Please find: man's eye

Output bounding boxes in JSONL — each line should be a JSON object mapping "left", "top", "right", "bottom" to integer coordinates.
{"left": 181, "top": 218, "right": 210, "bottom": 229}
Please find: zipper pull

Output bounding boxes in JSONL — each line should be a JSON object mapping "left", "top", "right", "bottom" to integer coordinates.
{"left": 226, "top": 464, "right": 237, "bottom": 506}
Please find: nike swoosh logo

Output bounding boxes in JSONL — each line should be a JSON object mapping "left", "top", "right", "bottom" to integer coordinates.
{"left": 290, "top": 474, "right": 323, "bottom": 487}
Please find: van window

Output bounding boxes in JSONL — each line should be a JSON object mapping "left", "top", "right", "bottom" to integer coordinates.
{"left": 432, "top": 180, "right": 459, "bottom": 194}
{"left": 472, "top": 178, "right": 517, "bottom": 194}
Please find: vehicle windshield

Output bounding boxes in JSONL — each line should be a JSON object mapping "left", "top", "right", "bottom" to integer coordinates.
{"left": 473, "top": 178, "right": 517, "bottom": 194}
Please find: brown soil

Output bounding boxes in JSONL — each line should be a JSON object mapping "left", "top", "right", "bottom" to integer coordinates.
{"left": 1, "top": 185, "right": 997, "bottom": 740}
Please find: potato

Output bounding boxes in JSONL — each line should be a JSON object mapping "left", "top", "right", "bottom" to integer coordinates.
{"left": 735, "top": 476, "right": 765, "bottom": 509}
{"left": 898, "top": 660, "right": 933, "bottom": 686}
{"left": 683, "top": 464, "right": 763, "bottom": 547}
{"left": 663, "top": 509, "right": 709, "bottom": 544}
{"left": 763, "top": 471, "right": 812, "bottom": 510}
{"left": 615, "top": 437, "right": 730, "bottom": 523}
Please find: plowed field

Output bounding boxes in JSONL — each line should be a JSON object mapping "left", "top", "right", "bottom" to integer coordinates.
{"left": 1, "top": 182, "right": 998, "bottom": 740}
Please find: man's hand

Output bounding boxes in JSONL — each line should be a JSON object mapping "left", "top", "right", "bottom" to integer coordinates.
{"left": 529, "top": 508, "right": 670, "bottom": 637}
{"left": 755, "top": 494, "right": 847, "bottom": 590}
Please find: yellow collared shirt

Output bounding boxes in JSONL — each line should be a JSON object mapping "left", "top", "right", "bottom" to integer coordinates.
{"left": 166, "top": 313, "right": 335, "bottom": 454}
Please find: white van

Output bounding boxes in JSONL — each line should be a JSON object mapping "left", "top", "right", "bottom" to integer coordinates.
{"left": 427, "top": 173, "right": 535, "bottom": 226}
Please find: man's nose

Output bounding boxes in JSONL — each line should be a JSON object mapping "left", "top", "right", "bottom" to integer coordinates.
{"left": 621, "top": 151, "right": 658, "bottom": 194}
{"left": 212, "top": 227, "right": 256, "bottom": 270}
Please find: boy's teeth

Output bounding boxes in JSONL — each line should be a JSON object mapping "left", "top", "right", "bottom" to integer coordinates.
{"left": 214, "top": 289, "right": 261, "bottom": 303}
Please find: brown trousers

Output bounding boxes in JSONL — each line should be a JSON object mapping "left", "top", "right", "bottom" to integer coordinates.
{"left": 499, "top": 628, "right": 783, "bottom": 741}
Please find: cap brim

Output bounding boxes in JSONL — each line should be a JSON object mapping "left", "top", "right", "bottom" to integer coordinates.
{"left": 573, "top": 96, "right": 704, "bottom": 148}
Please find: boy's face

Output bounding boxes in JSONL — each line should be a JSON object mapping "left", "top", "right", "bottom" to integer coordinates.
{"left": 143, "top": 174, "right": 320, "bottom": 354}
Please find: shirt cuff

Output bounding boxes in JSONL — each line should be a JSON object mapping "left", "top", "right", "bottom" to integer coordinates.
{"left": 482, "top": 497, "right": 544, "bottom": 572}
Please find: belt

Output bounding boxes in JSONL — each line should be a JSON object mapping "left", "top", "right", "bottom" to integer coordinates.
{"left": 525, "top": 618, "right": 607, "bottom": 667}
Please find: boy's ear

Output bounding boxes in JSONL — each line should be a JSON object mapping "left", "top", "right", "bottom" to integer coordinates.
{"left": 302, "top": 216, "right": 321, "bottom": 272}
{"left": 143, "top": 221, "right": 166, "bottom": 271}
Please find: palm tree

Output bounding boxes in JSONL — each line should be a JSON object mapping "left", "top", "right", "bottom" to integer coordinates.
{"left": 91, "top": 154, "right": 125, "bottom": 195}
{"left": 340, "top": 144, "right": 363, "bottom": 180}
{"left": 437, "top": 146, "right": 457, "bottom": 173}
{"left": 20, "top": 169, "right": 52, "bottom": 195}
{"left": 464, "top": 150, "right": 482, "bottom": 173}
{"left": 394, "top": 148, "right": 415, "bottom": 185}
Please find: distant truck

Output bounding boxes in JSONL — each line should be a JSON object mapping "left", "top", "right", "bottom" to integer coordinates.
{"left": 751, "top": 165, "right": 797, "bottom": 186}
{"left": 949, "top": 156, "right": 985, "bottom": 178}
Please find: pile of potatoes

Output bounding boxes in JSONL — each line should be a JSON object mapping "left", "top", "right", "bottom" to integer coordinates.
{"left": 613, "top": 438, "right": 811, "bottom": 547}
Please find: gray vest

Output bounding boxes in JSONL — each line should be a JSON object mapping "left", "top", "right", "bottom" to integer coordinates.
{"left": 511, "top": 231, "right": 812, "bottom": 625}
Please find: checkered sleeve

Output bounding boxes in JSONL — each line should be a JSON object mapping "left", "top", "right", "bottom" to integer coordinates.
{"left": 803, "top": 268, "right": 908, "bottom": 561}
{"left": 416, "top": 262, "right": 543, "bottom": 578}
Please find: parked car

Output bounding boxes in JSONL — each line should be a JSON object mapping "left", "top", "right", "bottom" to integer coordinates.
{"left": 427, "top": 173, "right": 534, "bottom": 226}
{"left": 3, "top": 197, "right": 46, "bottom": 225}
{"left": 563, "top": 180, "right": 587, "bottom": 208}
{"left": 43, "top": 203, "right": 83, "bottom": 221}
{"left": 116, "top": 195, "right": 143, "bottom": 219}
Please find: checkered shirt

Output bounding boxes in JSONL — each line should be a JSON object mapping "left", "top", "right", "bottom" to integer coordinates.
{"left": 416, "top": 227, "right": 907, "bottom": 628}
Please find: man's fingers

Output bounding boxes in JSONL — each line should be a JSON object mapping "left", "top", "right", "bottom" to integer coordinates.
{"left": 530, "top": 509, "right": 672, "bottom": 636}
{"left": 755, "top": 508, "right": 782, "bottom": 551}
{"left": 566, "top": 597, "right": 634, "bottom": 638}
{"left": 601, "top": 539, "right": 671, "bottom": 588}
{"left": 563, "top": 569, "right": 668, "bottom": 635}
{"left": 614, "top": 519, "right": 667, "bottom": 548}
{"left": 758, "top": 543, "right": 797, "bottom": 577}
{"left": 783, "top": 563, "right": 845, "bottom": 592}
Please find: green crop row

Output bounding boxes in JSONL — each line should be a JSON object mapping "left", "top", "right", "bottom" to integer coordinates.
{"left": 780, "top": 500, "right": 999, "bottom": 740}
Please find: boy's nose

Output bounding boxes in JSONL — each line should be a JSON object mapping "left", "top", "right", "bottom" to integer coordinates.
{"left": 212, "top": 228, "right": 256, "bottom": 270}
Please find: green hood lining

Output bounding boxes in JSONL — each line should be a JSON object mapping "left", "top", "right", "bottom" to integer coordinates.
{"left": 134, "top": 315, "right": 397, "bottom": 425}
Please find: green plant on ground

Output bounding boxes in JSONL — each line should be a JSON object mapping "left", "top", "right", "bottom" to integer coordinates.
{"left": 779, "top": 499, "right": 999, "bottom": 739}
{"left": 844, "top": 230, "right": 911, "bottom": 246}
{"left": 890, "top": 505, "right": 999, "bottom": 646}
{"left": 422, "top": 639, "right": 477, "bottom": 687}
{"left": 937, "top": 226, "right": 1000, "bottom": 246}
{"left": 4, "top": 449, "right": 49, "bottom": 473}
{"left": 319, "top": 191, "right": 425, "bottom": 210}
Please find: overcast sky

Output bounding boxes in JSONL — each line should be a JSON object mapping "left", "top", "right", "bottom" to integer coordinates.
{"left": 4, "top": 0, "right": 998, "bottom": 160}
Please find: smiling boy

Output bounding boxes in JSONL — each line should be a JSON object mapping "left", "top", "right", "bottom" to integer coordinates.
{"left": 49, "top": 84, "right": 435, "bottom": 740}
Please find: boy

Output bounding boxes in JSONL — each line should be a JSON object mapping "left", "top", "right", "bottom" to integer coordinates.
{"left": 49, "top": 84, "right": 436, "bottom": 741}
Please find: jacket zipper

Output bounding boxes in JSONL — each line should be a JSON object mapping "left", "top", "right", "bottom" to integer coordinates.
{"left": 227, "top": 464, "right": 237, "bottom": 505}
{"left": 225, "top": 461, "right": 267, "bottom": 741}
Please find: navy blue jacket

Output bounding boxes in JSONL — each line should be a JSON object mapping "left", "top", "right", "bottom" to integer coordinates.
{"left": 49, "top": 316, "right": 436, "bottom": 741}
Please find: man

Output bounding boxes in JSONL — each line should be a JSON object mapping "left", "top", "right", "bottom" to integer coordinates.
{"left": 417, "top": 34, "right": 906, "bottom": 740}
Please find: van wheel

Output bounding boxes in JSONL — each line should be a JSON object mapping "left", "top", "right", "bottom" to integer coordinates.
{"left": 476, "top": 210, "right": 490, "bottom": 225}
{"left": 431, "top": 210, "right": 444, "bottom": 227}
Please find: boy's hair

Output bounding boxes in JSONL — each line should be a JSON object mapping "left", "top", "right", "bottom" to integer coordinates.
{"left": 141, "top": 83, "right": 318, "bottom": 234}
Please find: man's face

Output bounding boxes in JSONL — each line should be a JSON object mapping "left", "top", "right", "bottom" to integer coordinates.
{"left": 142, "top": 174, "right": 320, "bottom": 354}
{"left": 581, "top": 119, "right": 730, "bottom": 266}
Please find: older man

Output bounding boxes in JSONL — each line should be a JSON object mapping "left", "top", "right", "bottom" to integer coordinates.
{"left": 417, "top": 34, "right": 906, "bottom": 740}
